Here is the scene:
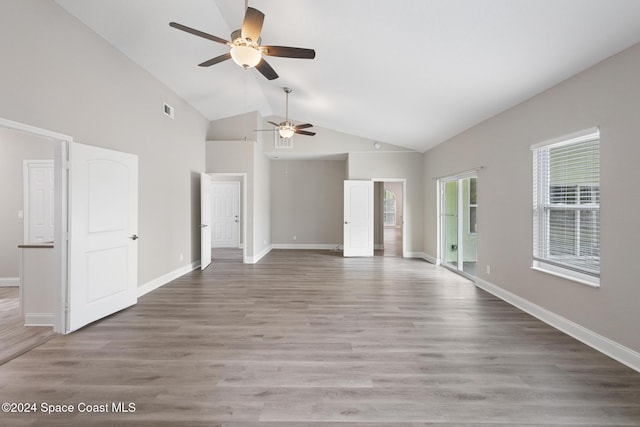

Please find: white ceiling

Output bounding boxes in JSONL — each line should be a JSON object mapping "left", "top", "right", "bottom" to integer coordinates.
{"left": 56, "top": 0, "right": 640, "bottom": 152}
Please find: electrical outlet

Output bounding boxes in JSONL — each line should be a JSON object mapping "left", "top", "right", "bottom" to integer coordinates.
{"left": 179, "top": 253, "right": 184, "bottom": 262}
{"left": 293, "top": 235, "right": 297, "bottom": 241}
{"left": 18, "top": 210, "right": 24, "bottom": 219}
{"left": 486, "top": 265, "right": 491, "bottom": 275}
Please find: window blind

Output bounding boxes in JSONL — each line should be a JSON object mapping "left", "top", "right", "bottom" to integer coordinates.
{"left": 533, "top": 130, "right": 600, "bottom": 278}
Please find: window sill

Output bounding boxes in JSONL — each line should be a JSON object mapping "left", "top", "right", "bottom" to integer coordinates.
{"left": 531, "top": 262, "right": 600, "bottom": 288}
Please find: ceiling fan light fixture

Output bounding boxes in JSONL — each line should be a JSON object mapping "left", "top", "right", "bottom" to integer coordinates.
{"left": 230, "top": 44, "right": 262, "bottom": 69}
{"left": 278, "top": 125, "right": 295, "bottom": 139}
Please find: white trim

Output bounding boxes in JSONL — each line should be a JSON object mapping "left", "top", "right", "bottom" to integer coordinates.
{"left": 530, "top": 127, "right": 599, "bottom": 150}
{"left": 404, "top": 251, "right": 437, "bottom": 264}
{"left": 531, "top": 264, "right": 600, "bottom": 288}
{"left": 245, "top": 245, "right": 272, "bottom": 264}
{"left": 137, "top": 261, "right": 200, "bottom": 298}
{"left": 207, "top": 172, "right": 247, "bottom": 264}
{"left": 0, "top": 118, "right": 73, "bottom": 142}
{"left": 421, "top": 253, "right": 437, "bottom": 264}
{"left": 371, "top": 178, "right": 407, "bottom": 258}
{"left": 272, "top": 243, "right": 340, "bottom": 250}
{"left": 474, "top": 277, "right": 640, "bottom": 373}
{"left": 0, "top": 277, "right": 20, "bottom": 287}
{"left": 24, "top": 313, "right": 54, "bottom": 326}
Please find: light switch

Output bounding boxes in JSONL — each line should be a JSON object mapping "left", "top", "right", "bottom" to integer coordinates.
{"left": 18, "top": 210, "right": 24, "bottom": 219}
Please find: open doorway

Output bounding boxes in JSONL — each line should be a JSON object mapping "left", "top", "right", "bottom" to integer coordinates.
{"left": 206, "top": 173, "right": 247, "bottom": 265}
{"left": 439, "top": 172, "right": 478, "bottom": 278}
{"left": 373, "top": 178, "right": 406, "bottom": 257}
{"left": 0, "top": 124, "right": 58, "bottom": 363}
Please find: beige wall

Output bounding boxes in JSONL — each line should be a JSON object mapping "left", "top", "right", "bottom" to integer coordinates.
{"left": 0, "top": 129, "right": 53, "bottom": 279}
{"left": 0, "top": 0, "right": 208, "bottom": 286}
{"left": 271, "top": 160, "right": 346, "bottom": 245}
{"left": 205, "top": 140, "right": 255, "bottom": 256}
{"left": 252, "top": 132, "right": 271, "bottom": 257}
{"left": 423, "top": 42, "right": 640, "bottom": 353}
{"left": 206, "top": 111, "right": 272, "bottom": 260}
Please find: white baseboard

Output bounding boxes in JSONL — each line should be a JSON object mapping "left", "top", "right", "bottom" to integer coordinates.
{"left": 474, "top": 277, "right": 640, "bottom": 373}
{"left": 24, "top": 313, "right": 54, "bottom": 326}
{"left": 271, "top": 243, "right": 341, "bottom": 250}
{"left": 403, "top": 252, "right": 437, "bottom": 264}
{"left": 137, "top": 261, "right": 201, "bottom": 298}
{"left": 0, "top": 277, "right": 20, "bottom": 287}
{"left": 245, "top": 245, "right": 272, "bottom": 264}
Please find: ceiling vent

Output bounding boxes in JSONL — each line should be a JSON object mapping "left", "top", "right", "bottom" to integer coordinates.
{"left": 163, "top": 103, "right": 174, "bottom": 119}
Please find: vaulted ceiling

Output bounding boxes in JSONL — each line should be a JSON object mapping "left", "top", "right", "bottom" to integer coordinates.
{"left": 56, "top": 0, "right": 640, "bottom": 152}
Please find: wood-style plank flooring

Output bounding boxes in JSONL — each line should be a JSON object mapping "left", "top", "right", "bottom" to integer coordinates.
{"left": 0, "top": 287, "right": 56, "bottom": 366}
{"left": 1, "top": 249, "right": 639, "bottom": 426}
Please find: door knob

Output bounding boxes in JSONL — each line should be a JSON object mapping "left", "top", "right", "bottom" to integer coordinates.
{"left": 200, "top": 224, "right": 209, "bottom": 228}
{"left": 130, "top": 234, "right": 139, "bottom": 240}
{"left": 344, "top": 221, "right": 349, "bottom": 224}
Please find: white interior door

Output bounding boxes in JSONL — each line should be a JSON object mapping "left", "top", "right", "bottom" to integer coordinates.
{"left": 344, "top": 180, "right": 374, "bottom": 257}
{"left": 200, "top": 173, "right": 212, "bottom": 270}
{"left": 68, "top": 143, "right": 138, "bottom": 332}
{"left": 211, "top": 182, "right": 240, "bottom": 248}
{"left": 24, "top": 160, "right": 54, "bottom": 243}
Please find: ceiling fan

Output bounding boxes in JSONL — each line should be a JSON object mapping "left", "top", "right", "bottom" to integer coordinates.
{"left": 169, "top": 2, "right": 315, "bottom": 80}
{"left": 258, "top": 87, "right": 315, "bottom": 139}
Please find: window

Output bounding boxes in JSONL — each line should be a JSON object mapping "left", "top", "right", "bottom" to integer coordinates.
{"left": 468, "top": 178, "right": 477, "bottom": 234}
{"left": 383, "top": 189, "right": 396, "bottom": 226}
{"left": 532, "top": 128, "right": 600, "bottom": 286}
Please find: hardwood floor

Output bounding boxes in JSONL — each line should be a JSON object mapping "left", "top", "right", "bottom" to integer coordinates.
{"left": 0, "top": 287, "right": 56, "bottom": 366}
{"left": 1, "top": 249, "right": 639, "bottom": 426}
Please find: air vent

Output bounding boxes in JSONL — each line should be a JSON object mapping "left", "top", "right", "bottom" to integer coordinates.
{"left": 275, "top": 133, "right": 293, "bottom": 149}
{"left": 163, "top": 103, "right": 175, "bottom": 119}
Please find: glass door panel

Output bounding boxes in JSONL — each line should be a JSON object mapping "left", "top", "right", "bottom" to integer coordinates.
{"left": 461, "top": 177, "right": 477, "bottom": 276}
{"left": 442, "top": 180, "right": 459, "bottom": 269}
{"left": 440, "top": 175, "right": 478, "bottom": 278}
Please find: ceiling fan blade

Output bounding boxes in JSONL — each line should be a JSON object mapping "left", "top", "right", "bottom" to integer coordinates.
{"left": 267, "top": 121, "right": 281, "bottom": 127}
{"left": 169, "top": 22, "right": 229, "bottom": 45}
{"left": 198, "top": 53, "right": 231, "bottom": 67}
{"left": 295, "top": 123, "right": 314, "bottom": 130}
{"left": 295, "top": 130, "right": 316, "bottom": 136}
{"left": 241, "top": 7, "right": 265, "bottom": 42}
{"left": 255, "top": 59, "right": 278, "bottom": 80}
{"left": 262, "top": 46, "right": 316, "bottom": 59}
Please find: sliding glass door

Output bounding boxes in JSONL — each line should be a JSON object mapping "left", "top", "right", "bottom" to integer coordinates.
{"left": 440, "top": 174, "right": 478, "bottom": 278}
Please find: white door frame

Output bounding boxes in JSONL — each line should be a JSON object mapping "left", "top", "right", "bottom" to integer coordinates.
{"left": 200, "top": 173, "right": 212, "bottom": 270}
{"left": 206, "top": 173, "right": 247, "bottom": 263}
{"left": 437, "top": 170, "right": 477, "bottom": 275}
{"left": 1, "top": 117, "right": 71, "bottom": 334}
{"left": 211, "top": 181, "right": 241, "bottom": 248}
{"left": 371, "top": 178, "right": 406, "bottom": 257}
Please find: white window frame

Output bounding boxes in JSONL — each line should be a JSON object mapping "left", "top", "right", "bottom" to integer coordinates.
{"left": 468, "top": 177, "right": 477, "bottom": 235}
{"left": 531, "top": 128, "right": 600, "bottom": 287}
{"left": 383, "top": 189, "right": 396, "bottom": 226}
